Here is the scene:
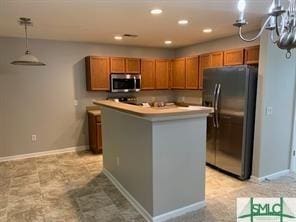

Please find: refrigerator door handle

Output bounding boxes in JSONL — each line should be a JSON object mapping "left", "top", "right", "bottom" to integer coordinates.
{"left": 215, "top": 83, "right": 221, "bottom": 128}
{"left": 212, "top": 84, "right": 218, "bottom": 128}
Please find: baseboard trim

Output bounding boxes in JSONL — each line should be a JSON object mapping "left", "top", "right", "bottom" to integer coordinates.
{"left": 0, "top": 145, "right": 89, "bottom": 162}
{"left": 103, "top": 168, "right": 205, "bottom": 222}
{"left": 250, "top": 169, "right": 290, "bottom": 183}
{"left": 152, "top": 201, "right": 206, "bottom": 222}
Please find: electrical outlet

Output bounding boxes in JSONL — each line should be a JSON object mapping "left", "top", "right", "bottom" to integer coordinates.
{"left": 74, "top": 100, "right": 78, "bottom": 106}
{"left": 31, "top": 134, "right": 37, "bottom": 142}
{"left": 266, "top": 106, "right": 273, "bottom": 116}
{"left": 116, "top": 157, "right": 120, "bottom": 167}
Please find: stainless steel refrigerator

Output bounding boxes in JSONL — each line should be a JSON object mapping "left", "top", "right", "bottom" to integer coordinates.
{"left": 202, "top": 65, "right": 257, "bottom": 180}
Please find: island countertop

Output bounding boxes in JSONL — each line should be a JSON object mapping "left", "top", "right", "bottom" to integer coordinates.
{"left": 93, "top": 100, "right": 213, "bottom": 119}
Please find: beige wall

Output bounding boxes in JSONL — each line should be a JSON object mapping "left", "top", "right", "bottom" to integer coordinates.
{"left": 0, "top": 37, "right": 174, "bottom": 157}
{"left": 0, "top": 32, "right": 275, "bottom": 159}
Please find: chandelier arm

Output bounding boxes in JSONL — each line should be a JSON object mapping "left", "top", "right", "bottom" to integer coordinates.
{"left": 275, "top": 14, "right": 285, "bottom": 36}
{"left": 270, "top": 29, "right": 279, "bottom": 43}
{"left": 238, "top": 16, "right": 272, "bottom": 42}
{"left": 275, "top": 15, "right": 280, "bottom": 36}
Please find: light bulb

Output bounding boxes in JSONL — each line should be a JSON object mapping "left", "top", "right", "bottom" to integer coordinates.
{"left": 237, "top": 0, "right": 246, "bottom": 12}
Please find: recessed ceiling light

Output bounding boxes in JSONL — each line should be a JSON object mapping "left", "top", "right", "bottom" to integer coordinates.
{"left": 150, "top": 9, "right": 163, "bottom": 15}
{"left": 203, "top": 28, "right": 213, "bottom": 33}
{"left": 178, "top": 20, "right": 189, "bottom": 25}
{"left": 164, "top": 40, "right": 172, "bottom": 45}
{"left": 114, "top": 35, "right": 123, "bottom": 40}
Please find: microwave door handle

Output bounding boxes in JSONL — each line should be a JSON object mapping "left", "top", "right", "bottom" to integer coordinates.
{"left": 110, "top": 75, "right": 114, "bottom": 92}
{"left": 134, "top": 76, "right": 137, "bottom": 91}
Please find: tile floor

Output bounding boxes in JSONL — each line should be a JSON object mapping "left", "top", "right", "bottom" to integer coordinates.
{"left": 0, "top": 150, "right": 295, "bottom": 222}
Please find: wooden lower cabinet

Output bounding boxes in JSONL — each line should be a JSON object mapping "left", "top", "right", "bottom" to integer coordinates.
{"left": 141, "top": 59, "right": 155, "bottom": 89}
{"left": 172, "top": 58, "right": 186, "bottom": 89}
{"left": 155, "top": 59, "right": 171, "bottom": 89}
{"left": 85, "top": 56, "right": 110, "bottom": 91}
{"left": 185, "top": 57, "right": 199, "bottom": 89}
{"left": 224, "top": 49, "right": 244, "bottom": 66}
{"left": 88, "top": 112, "right": 102, "bottom": 154}
{"left": 244, "top": 46, "right": 260, "bottom": 64}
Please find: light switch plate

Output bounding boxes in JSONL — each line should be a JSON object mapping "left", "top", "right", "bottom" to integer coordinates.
{"left": 266, "top": 106, "right": 273, "bottom": 116}
{"left": 31, "top": 134, "right": 37, "bottom": 142}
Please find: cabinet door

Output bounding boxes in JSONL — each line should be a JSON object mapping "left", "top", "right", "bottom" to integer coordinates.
{"left": 85, "top": 56, "right": 110, "bottom": 91}
{"left": 141, "top": 59, "right": 155, "bottom": 90}
{"left": 172, "top": 58, "right": 186, "bottom": 89}
{"left": 211, "top": 52, "right": 224, "bottom": 68}
{"left": 185, "top": 57, "right": 199, "bottom": 89}
{"left": 199, "top": 54, "right": 211, "bottom": 89}
{"left": 88, "top": 113, "right": 102, "bottom": 154}
{"left": 155, "top": 59, "right": 170, "bottom": 89}
{"left": 96, "top": 122, "right": 103, "bottom": 151}
{"left": 88, "top": 113, "right": 97, "bottom": 151}
{"left": 224, "top": 49, "right": 244, "bottom": 66}
{"left": 126, "top": 58, "right": 141, "bottom": 73}
{"left": 110, "top": 57, "right": 125, "bottom": 73}
{"left": 244, "top": 46, "right": 260, "bottom": 64}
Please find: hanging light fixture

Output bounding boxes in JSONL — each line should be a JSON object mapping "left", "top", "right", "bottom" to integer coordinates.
{"left": 11, "top": 17, "right": 46, "bottom": 66}
{"left": 233, "top": 0, "right": 296, "bottom": 59}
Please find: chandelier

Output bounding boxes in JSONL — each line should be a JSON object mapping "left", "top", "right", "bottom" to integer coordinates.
{"left": 233, "top": 0, "right": 296, "bottom": 59}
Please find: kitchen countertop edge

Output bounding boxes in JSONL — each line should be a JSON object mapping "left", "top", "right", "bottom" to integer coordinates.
{"left": 93, "top": 100, "right": 213, "bottom": 118}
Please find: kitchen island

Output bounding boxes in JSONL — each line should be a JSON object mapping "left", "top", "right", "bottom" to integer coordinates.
{"left": 94, "top": 100, "right": 213, "bottom": 222}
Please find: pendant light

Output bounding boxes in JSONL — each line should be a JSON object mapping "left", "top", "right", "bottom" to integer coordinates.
{"left": 11, "top": 17, "right": 46, "bottom": 66}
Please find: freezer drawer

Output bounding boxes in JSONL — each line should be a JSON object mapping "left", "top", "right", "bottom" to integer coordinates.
{"left": 215, "top": 114, "right": 244, "bottom": 176}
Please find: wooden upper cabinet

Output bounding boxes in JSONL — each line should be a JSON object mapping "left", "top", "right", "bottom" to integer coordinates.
{"left": 110, "top": 57, "right": 125, "bottom": 73}
{"left": 211, "top": 52, "right": 224, "bottom": 67}
{"left": 155, "top": 59, "right": 170, "bottom": 89}
{"left": 244, "top": 46, "right": 260, "bottom": 64}
{"left": 198, "top": 54, "right": 211, "bottom": 89}
{"left": 85, "top": 56, "right": 110, "bottom": 91}
{"left": 185, "top": 57, "right": 199, "bottom": 89}
{"left": 125, "top": 58, "right": 141, "bottom": 73}
{"left": 141, "top": 59, "right": 155, "bottom": 90}
{"left": 224, "top": 49, "right": 244, "bottom": 66}
{"left": 172, "top": 58, "right": 186, "bottom": 89}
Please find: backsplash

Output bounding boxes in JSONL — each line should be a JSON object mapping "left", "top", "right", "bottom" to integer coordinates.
{"left": 174, "top": 90, "right": 203, "bottom": 105}
{"left": 87, "top": 90, "right": 203, "bottom": 106}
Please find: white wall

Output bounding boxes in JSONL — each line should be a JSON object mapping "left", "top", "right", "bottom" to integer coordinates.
{"left": 252, "top": 32, "right": 296, "bottom": 178}
{"left": 0, "top": 37, "right": 174, "bottom": 157}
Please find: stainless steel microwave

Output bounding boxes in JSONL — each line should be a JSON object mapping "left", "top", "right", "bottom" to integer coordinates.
{"left": 110, "top": 74, "right": 141, "bottom": 93}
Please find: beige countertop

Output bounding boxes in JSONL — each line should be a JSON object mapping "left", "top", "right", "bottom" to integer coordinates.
{"left": 87, "top": 110, "right": 101, "bottom": 116}
{"left": 93, "top": 100, "right": 213, "bottom": 118}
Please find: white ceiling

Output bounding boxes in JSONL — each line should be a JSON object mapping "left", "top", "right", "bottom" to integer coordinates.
{"left": 0, "top": 0, "right": 271, "bottom": 48}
